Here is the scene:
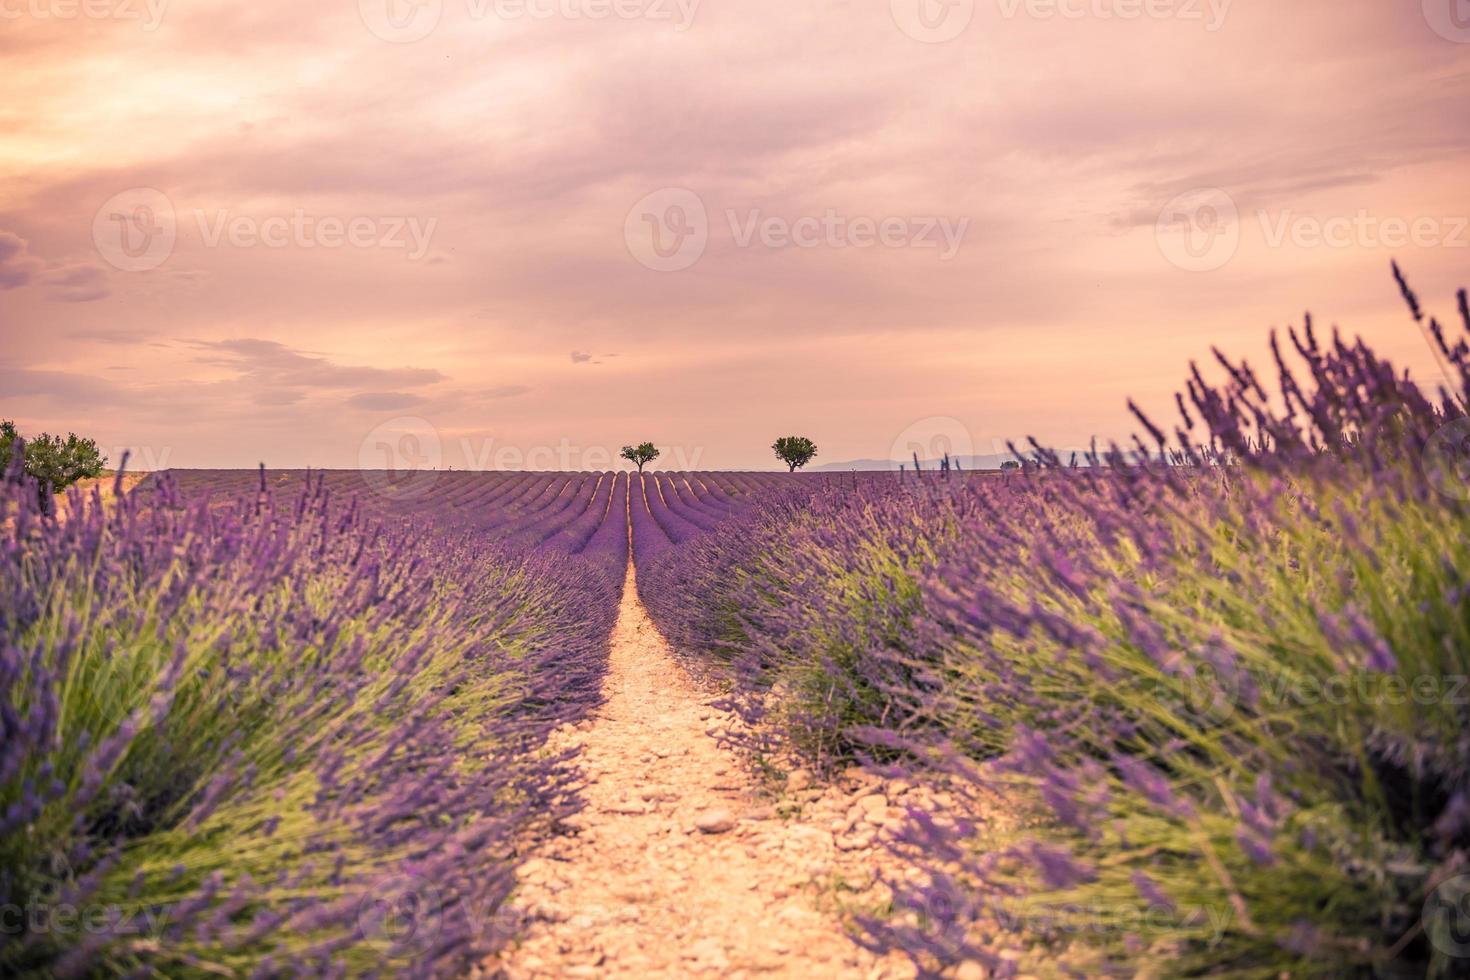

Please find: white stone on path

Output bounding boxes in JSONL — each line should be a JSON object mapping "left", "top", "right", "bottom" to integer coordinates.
{"left": 695, "top": 809, "right": 736, "bottom": 834}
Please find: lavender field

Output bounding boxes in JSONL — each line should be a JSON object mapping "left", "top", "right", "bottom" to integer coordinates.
{"left": 4, "top": 282, "right": 1470, "bottom": 978}
{"left": 11, "top": 0, "right": 1470, "bottom": 974}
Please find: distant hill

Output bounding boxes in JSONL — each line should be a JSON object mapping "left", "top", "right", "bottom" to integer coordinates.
{"left": 810, "top": 453, "right": 1023, "bottom": 472}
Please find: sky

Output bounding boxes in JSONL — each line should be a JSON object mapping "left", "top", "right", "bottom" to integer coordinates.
{"left": 2, "top": 0, "right": 1468, "bottom": 471}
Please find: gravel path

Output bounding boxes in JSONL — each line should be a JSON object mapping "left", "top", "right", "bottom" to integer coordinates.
{"left": 492, "top": 563, "right": 917, "bottom": 979}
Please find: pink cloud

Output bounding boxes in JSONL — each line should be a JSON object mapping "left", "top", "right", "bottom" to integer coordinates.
{"left": 0, "top": 232, "right": 44, "bottom": 290}
{"left": 40, "top": 264, "right": 110, "bottom": 303}
{"left": 0, "top": 0, "right": 1467, "bottom": 467}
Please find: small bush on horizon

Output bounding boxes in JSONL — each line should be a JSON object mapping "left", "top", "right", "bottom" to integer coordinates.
{"left": 772, "top": 436, "right": 818, "bottom": 472}
{"left": 0, "top": 420, "right": 106, "bottom": 507}
{"left": 620, "top": 441, "right": 660, "bottom": 472}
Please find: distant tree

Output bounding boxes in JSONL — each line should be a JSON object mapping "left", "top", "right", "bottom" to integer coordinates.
{"left": 1000, "top": 460, "right": 1021, "bottom": 471}
{"left": 0, "top": 421, "right": 16, "bottom": 472}
{"left": 772, "top": 436, "right": 818, "bottom": 472}
{"left": 620, "top": 442, "right": 660, "bottom": 473}
{"left": 1, "top": 420, "right": 108, "bottom": 509}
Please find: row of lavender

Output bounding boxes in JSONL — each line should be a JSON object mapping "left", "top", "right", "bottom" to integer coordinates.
{"left": 0, "top": 467, "right": 629, "bottom": 976}
{"left": 629, "top": 469, "right": 895, "bottom": 680}
{"left": 634, "top": 278, "right": 1470, "bottom": 976}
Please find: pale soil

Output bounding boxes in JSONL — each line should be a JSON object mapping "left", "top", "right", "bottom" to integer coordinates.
{"left": 488, "top": 565, "right": 922, "bottom": 979}
{"left": 59, "top": 471, "right": 147, "bottom": 512}
{"left": 1, "top": 473, "right": 145, "bottom": 532}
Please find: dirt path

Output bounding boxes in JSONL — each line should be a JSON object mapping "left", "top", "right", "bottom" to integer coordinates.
{"left": 493, "top": 564, "right": 917, "bottom": 979}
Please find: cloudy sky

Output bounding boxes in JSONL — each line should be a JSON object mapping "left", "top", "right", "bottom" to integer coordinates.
{"left": 2, "top": 0, "right": 1468, "bottom": 470}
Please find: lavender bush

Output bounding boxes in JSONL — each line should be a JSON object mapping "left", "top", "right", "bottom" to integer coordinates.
{"left": 1, "top": 464, "right": 618, "bottom": 977}
{"left": 636, "top": 274, "right": 1470, "bottom": 976}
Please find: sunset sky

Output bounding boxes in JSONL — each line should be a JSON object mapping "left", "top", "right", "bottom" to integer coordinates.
{"left": 2, "top": 0, "right": 1468, "bottom": 470}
